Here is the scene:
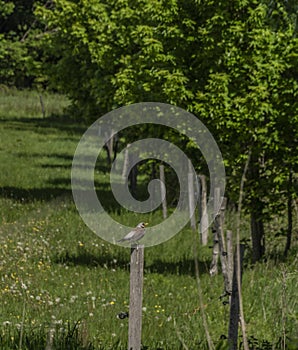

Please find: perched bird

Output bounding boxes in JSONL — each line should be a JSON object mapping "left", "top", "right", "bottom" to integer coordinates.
{"left": 117, "top": 222, "right": 148, "bottom": 244}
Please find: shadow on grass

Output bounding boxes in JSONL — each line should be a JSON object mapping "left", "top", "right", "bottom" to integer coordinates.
{"left": 53, "top": 250, "right": 211, "bottom": 277}
{"left": 0, "top": 113, "right": 87, "bottom": 135}
{"left": 16, "top": 151, "right": 111, "bottom": 174}
{"left": 17, "top": 152, "right": 74, "bottom": 162}
{"left": 146, "top": 257, "right": 210, "bottom": 276}
{"left": 0, "top": 186, "right": 72, "bottom": 202}
{"left": 53, "top": 250, "right": 130, "bottom": 270}
{"left": 0, "top": 185, "right": 121, "bottom": 212}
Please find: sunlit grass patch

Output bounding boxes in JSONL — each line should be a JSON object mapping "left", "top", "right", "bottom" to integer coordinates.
{"left": 0, "top": 88, "right": 70, "bottom": 119}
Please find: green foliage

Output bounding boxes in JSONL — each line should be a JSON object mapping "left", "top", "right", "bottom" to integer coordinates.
{"left": 0, "top": 1, "right": 14, "bottom": 18}
{"left": 0, "top": 0, "right": 49, "bottom": 88}
{"left": 36, "top": 0, "right": 196, "bottom": 114}
{"left": 192, "top": 1, "right": 298, "bottom": 221}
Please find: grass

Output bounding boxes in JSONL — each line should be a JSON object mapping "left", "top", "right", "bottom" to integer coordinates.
{"left": 0, "top": 88, "right": 297, "bottom": 349}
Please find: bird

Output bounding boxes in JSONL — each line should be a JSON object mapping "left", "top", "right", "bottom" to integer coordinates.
{"left": 117, "top": 222, "right": 148, "bottom": 244}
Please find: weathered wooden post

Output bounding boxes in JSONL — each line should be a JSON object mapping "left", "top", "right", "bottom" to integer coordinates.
{"left": 199, "top": 175, "right": 208, "bottom": 245}
{"left": 122, "top": 144, "right": 131, "bottom": 180}
{"left": 216, "top": 198, "right": 231, "bottom": 295}
{"left": 226, "top": 230, "right": 234, "bottom": 292}
{"left": 188, "top": 160, "right": 196, "bottom": 231}
{"left": 128, "top": 245, "right": 144, "bottom": 350}
{"left": 159, "top": 164, "right": 167, "bottom": 219}
{"left": 196, "top": 174, "right": 201, "bottom": 217}
{"left": 228, "top": 244, "right": 245, "bottom": 350}
{"left": 209, "top": 187, "right": 221, "bottom": 275}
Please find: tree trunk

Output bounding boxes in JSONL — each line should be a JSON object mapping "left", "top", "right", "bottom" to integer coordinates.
{"left": 250, "top": 211, "right": 265, "bottom": 263}
{"left": 104, "top": 130, "right": 118, "bottom": 165}
{"left": 129, "top": 164, "right": 138, "bottom": 197}
{"left": 249, "top": 153, "right": 265, "bottom": 263}
{"left": 284, "top": 169, "right": 293, "bottom": 257}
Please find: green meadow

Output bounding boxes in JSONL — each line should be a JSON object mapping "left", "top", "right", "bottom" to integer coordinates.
{"left": 0, "top": 89, "right": 297, "bottom": 349}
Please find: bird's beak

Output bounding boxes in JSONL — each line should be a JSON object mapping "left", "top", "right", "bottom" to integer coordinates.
{"left": 144, "top": 223, "right": 149, "bottom": 226}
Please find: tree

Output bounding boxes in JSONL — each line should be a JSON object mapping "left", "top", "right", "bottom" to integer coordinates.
{"left": 192, "top": 1, "right": 298, "bottom": 261}
{"left": 38, "top": 0, "right": 298, "bottom": 260}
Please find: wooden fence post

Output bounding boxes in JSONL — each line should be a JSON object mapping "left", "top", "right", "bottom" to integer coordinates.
{"left": 209, "top": 187, "right": 221, "bottom": 275}
{"left": 188, "top": 160, "right": 196, "bottom": 231}
{"left": 196, "top": 174, "right": 201, "bottom": 219}
{"left": 199, "top": 175, "right": 208, "bottom": 245}
{"left": 128, "top": 245, "right": 144, "bottom": 350}
{"left": 228, "top": 244, "right": 245, "bottom": 350}
{"left": 226, "top": 230, "right": 234, "bottom": 294}
{"left": 159, "top": 164, "right": 167, "bottom": 219}
{"left": 122, "top": 144, "right": 131, "bottom": 180}
{"left": 216, "top": 198, "right": 231, "bottom": 295}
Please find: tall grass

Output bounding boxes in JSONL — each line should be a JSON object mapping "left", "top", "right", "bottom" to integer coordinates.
{"left": 0, "top": 89, "right": 297, "bottom": 349}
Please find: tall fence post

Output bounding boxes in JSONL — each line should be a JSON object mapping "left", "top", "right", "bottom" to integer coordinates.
{"left": 128, "top": 245, "right": 144, "bottom": 350}
{"left": 159, "top": 164, "right": 167, "bottom": 219}
{"left": 215, "top": 198, "right": 231, "bottom": 295}
{"left": 122, "top": 144, "right": 131, "bottom": 180}
{"left": 226, "top": 230, "right": 234, "bottom": 295}
{"left": 228, "top": 244, "right": 245, "bottom": 350}
{"left": 188, "top": 160, "right": 196, "bottom": 231}
{"left": 209, "top": 187, "right": 221, "bottom": 275}
{"left": 199, "top": 175, "right": 208, "bottom": 245}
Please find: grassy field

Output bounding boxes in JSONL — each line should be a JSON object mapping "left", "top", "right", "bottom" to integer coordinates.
{"left": 0, "top": 89, "right": 297, "bottom": 349}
